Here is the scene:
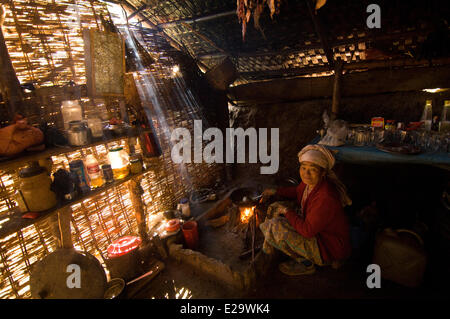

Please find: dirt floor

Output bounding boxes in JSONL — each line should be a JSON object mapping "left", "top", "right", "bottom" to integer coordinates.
{"left": 132, "top": 250, "right": 450, "bottom": 299}
{"left": 131, "top": 180, "right": 450, "bottom": 300}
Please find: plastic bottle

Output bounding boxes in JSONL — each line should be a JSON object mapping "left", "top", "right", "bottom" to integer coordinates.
{"left": 439, "top": 100, "right": 450, "bottom": 133}
{"left": 421, "top": 100, "right": 433, "bottom": 131}
{"left": 85, "top": 154, "right": 104, "bottom": 189}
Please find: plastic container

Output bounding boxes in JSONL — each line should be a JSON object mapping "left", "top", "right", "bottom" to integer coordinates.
{"left": 373, "top": 228, "right": 427, "bottom": 287}
{"left": 69, "top": 160, "right": 90, "bottom": 193}
{"left": 61, "top": 100, "right": 83, "bottom": 130}
{"left": 19, "top": 163, "right": 57, "bottom": 212}
{"left": 182, "top": 221, "right": 199, "bottom": 250}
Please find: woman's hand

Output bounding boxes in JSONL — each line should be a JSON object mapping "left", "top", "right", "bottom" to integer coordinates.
{"left": 272, "top": 206, "right": 289, "bottom": 218}
{"left": 261, "top": 188, "right": 277, "bottom": 203}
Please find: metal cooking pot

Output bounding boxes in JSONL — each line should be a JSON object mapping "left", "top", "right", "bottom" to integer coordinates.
{"left": 230, "top": 187, "right": 262, "bottom": 206}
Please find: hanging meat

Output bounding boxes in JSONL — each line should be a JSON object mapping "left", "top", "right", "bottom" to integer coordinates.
{"left": 236, "top": 0, "right": 283, "bottom": 41}
{"left": 236, "top": 0, "right": 328, "bottom": 40}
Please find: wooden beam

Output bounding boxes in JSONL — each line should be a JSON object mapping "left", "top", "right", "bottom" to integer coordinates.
{"left": 157, "top": 10, "right": 236, "bottom": 29}
{"left": 120, "top": 2, "right": 184, "bottom": 53}
{"left": 50, "top": 207, "right": 74, "bottom": 249}
{"left": 128, "top": 4, "right": 148, "bottom": 20}
{"left": 128, "top": 177, "right": 149, "bottom": 243}
{"left": 237, "top": 57, "right": 450, "bottom": 79}
{"left": 228, "top": 64, "right": 450, "bottom": 104}
{"left": 199, "top": 28, "right": 433, "bottom": 60}
{"left": 181, "top": 22, "right": 228, "bottom": 56}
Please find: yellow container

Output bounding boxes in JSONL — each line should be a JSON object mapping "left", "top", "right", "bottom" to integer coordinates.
{"left": 108, "top": 146, "right": 129, "bottom": 180}
{"left": 19, "top": 163, "right": 57, "bottom": 212}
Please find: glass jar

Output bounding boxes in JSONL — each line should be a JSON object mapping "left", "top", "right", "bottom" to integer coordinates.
{"left": 439, "top": 100, "right": 450, "bottom": 133}
{"left": 421, "top": 100, "right": 433, "bottom": 131}
{"left": 61, "top": 100, "right": 83, "bottom": 130}
{"left": 129, "top": 154, "right": 143, "bottom": 174}
{"left": 354, "top": 128, "right": 369, "bottom": 146}
{"left": 107, "top": 146, "right": 129, "bottom": 180}
{"left": 87, "top": 117, "right": 104, "bottom": 138}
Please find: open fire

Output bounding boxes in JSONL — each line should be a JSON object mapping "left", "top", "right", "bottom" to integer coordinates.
{"left": 239, "top": 206, "right": 255, "bottom": 223}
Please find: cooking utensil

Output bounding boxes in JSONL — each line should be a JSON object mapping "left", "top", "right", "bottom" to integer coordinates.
{"left": 376, "top": 142, "right": 422, "bottom": 155}
{"left": 67, "top": 120, "right": 89, "bottom": 146}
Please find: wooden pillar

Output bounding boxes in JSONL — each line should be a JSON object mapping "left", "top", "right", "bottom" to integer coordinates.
{"left": 50, "top": 206, "right": 73, "bottom": 249}
{"left": 128, "top": 177, "right": 149, "bottom": 243}
{"left": 331, "top": 59, "right": 343, "bottom": 120}
{"left": 0, "top": 5, "right": 23, "bottom": 118}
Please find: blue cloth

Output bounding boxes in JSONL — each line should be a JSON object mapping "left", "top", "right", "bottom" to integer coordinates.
{"left": 310, "top": 137, "right": 450, "bottom": 170}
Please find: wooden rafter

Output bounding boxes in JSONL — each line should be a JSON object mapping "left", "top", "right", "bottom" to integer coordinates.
{"left": 156, "top": 10, "right": 236, "bottom": 29}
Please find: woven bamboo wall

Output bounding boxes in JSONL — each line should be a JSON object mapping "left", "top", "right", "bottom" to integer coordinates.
{"left": 0, "top": 0, "right": 225, "bottom": 299}
{"left": 0, "top": 0, "right": 109, "bottom": 87}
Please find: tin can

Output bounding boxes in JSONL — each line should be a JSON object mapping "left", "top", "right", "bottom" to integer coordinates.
{"left": 385, "top": 120, "right": 396, "bottom": 130}
{"left": 371, "top": 117, "right": 384, "bottom": 128}
{"left": 129, "top": 154, "right": 143, "bottom": 174}
{"left": 101, "top": 164, "right": 114, "bottom": 183}
{"left": 69, "top": 160, "right": 90, "bottom": 193}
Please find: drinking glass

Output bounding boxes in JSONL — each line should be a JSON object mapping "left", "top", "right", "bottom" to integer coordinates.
{"left": 346, "top": 128, "right": 356, "bottom": 145}
{"left": 354, "top": 129, "right": 368, "bottom": 146}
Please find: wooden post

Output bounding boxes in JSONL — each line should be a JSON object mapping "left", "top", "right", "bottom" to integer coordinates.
{"left": 50, "top": 206, "right": 74, "bottom": 249}
{"left": 0, "top": 5, "right": 23, "bottom": 117}
{"left": 305, "top": 0, "right": 335, "bottom": 69}
{"left": 128, "top": 177, "right": 149, "bottom": 243}
{"left": 331, "top": 59, "right": 344, "bottom": 120}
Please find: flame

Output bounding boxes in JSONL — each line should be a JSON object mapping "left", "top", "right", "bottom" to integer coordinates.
{"left": 240, "top": 206, "right": 255, "bottom": 223}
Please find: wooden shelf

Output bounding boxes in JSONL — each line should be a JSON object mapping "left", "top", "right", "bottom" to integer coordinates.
{"left": 0, "top": 167, "right": 151, "bottom": 239}
{"left": 0, "top": 129, "right": 145, "bottom": 172}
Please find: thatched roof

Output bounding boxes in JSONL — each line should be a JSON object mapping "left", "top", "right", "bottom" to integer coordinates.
{"left": 116, "top": 0, "right": 450, "bottom": 85}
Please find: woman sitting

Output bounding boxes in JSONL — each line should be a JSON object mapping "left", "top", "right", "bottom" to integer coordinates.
{"left": 260, "top": 144, "right": 352, "bottom": 276}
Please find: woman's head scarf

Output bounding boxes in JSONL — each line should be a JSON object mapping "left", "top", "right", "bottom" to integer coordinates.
{"left": 298, "top": 144, "right": 352, "bottom": 207}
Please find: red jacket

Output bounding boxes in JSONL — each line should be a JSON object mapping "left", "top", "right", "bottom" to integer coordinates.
{"left": 276, "top": 179, "right": 351, "bottom": 263}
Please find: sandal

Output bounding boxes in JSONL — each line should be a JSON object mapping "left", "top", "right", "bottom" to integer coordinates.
{"left": 278, "top": 260, "right": 315, "bottom": 276}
